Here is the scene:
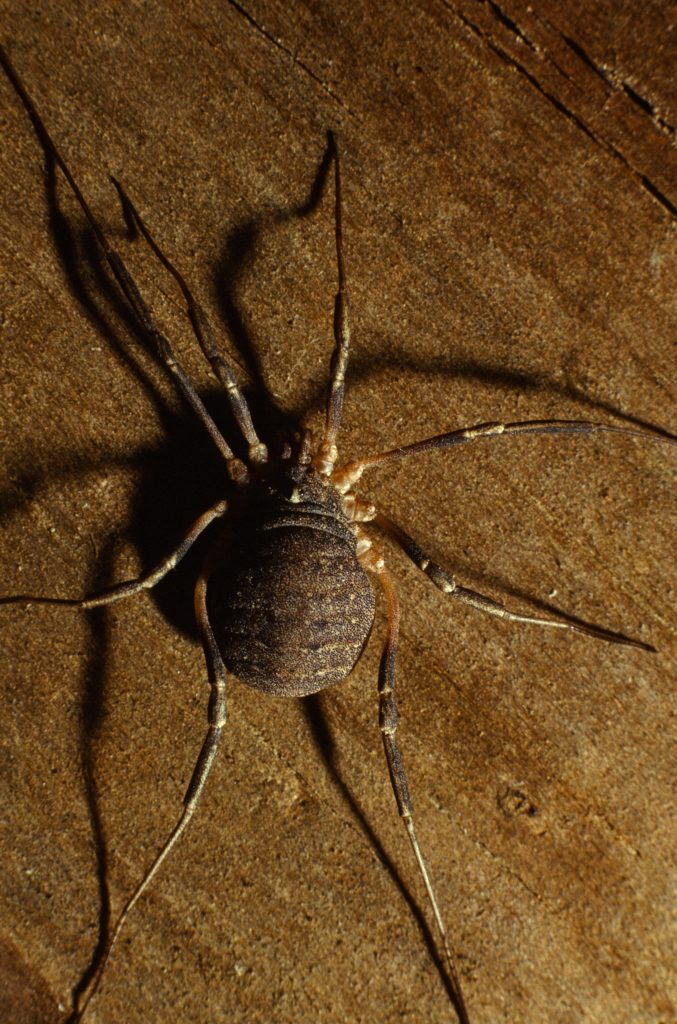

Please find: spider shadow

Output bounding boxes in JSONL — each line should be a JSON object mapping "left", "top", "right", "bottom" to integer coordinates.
{"left": 5, "top": 90, "right": 339, "bottom": 1016}
{"left": 65, "top": 540, "right": 117, "bottom": 1023}
{"left": 302, "top": 692, "right": 467, "bottom": 1015}
{"left": 5, "top": 49, "right": 672, "bottom": 1019}
{"left": 211, "top": 131, "right": 335, "bottom": 428}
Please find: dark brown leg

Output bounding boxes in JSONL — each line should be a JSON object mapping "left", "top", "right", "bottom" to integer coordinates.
{"left": 374, "top": 511, "right": 655, "bottom": 651}
{"left": 374, "top": 561, "right": 470, "bottom": 1024}
{"left": 0, "top": 500, "right": 227, "bottom": 610}
{"left": 110, "top": 178, "right": 268, "bottom": 466}
{"left": 73, "top": 563, "right": 228, "bottom": 1022}
{"left": 332, "top": 417, "right": 675, "bottom": 491}
{"left": 0, "top": 44, "right": 247, "bottom": 483}
{"left": 314, "top": 132, "right": 351, "bottom": 477}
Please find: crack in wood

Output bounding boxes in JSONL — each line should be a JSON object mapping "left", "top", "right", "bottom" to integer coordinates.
{"left": 448, "top": 3, "right": 677, "bottom": 218}
{"left": 226, "top": 0, "right": 351, "bottom": 112}
{"left": 483, "top": 3, "right": 676, "bottom": 139}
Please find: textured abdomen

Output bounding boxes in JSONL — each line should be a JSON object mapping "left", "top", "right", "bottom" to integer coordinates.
{"left": 209, "top": 524, "right": 375, "bottom": 696}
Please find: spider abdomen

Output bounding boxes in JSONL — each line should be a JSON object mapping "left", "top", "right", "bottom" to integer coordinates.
{"left": 210, "top": 515, "right": 375, "bottom": 697}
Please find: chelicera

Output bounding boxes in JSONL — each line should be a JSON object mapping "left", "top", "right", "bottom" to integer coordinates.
{"left": 2, "top": 45, "right": 674, "bottom": 1024}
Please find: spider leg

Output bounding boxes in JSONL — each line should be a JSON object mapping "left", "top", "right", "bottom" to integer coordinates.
{"left": 372, "top": 510, "right": 655, "bottom": 652}
{"left": 73, "top": 560, "right": 228, "bottom": 1022}
{"left": 333, "top": 417, "right": 675, "bottom": 490}
{"left": 362, "top": 547, "right": 470, "bottom": 1024}
{"left": 0, "top": 500, "right": 227, "bottom": 609}
{"left": 314, "top": 132, "right": 351, "bottom": 477}
{"left": 0, "top": 44, "right": 247, "bottom": 483}
{"left": 110, "top": 178, "right": 268, "bottom": 466}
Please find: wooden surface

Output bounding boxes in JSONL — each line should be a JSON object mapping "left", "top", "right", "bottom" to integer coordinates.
{"left": 1, "top": 3, "right": 675, "bottom": 1023}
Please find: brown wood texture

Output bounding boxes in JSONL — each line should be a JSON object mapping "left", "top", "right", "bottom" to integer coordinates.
{"left": 1, "top": 3, "right": 675, "bottom": 1023}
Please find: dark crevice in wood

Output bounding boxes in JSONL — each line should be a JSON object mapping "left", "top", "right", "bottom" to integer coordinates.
{"left": 225, "top": 0, "right": 351, "bottom": 111}
{"left": 534, "top": 13, "right": 676, "bottom": 138}
{"left": 450, "top": 4, "right": 677, "bottom": 218}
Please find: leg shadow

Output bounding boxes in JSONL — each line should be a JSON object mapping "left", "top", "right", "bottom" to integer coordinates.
{"left": 301, "top": 691, "right": 467, "bottom": 1014}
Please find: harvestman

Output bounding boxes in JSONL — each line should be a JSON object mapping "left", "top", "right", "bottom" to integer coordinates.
{"left": 2, "top": 45, "right": 674, "bottom": 1024}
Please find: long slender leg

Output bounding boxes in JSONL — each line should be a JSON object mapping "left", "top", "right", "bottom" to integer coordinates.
{"left": 313, "top": 132, "right": 351, "bottom": 477}
{"left": 332, "top": 418, "right": 675, "bottom": 491}
{"left": 370, "top": 558, "right": 470, "bottom": 1024}
{"left": 110, "top": 178, "right": 268, "bottom": 466}
{"left": 374, "top": 510, "right": 655, "bottom": 651}
{"left": 73, "top": 562, "right": 228, "bottom": 1022}
{"left": 0, "top": 45, "right": 247, "bottom": 483}
{"left": 0, "top": 500, "right": 227, "bottom": 609}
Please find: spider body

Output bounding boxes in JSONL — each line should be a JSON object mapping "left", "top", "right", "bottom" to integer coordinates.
{"left": 2, "top": 44, "right": 673, "bottom": 1024}
{"left": 210, "top": 464, "right": 375, "bottom": 697}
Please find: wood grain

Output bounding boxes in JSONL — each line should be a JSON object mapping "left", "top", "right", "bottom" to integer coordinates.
{"left": 1, "top": 3, "right": 675, "bottom": 1023}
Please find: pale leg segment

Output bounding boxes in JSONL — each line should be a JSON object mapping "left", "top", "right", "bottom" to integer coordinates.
{"left": 0, "top": 500, "right": 228, "bottom": 610}
{"left": 0, "top": 45, "right": 246, "bottom": 480}
{"left": 314, "top": 133, "right": 350, "bottom": 477}
{"left": 357, "top": 531, "right": 470, "bottom": 1024}
{"left": 332, "top": 417, "right": 675, "bottom": 493}
{"left": 110, "top": 178, "right": 268, "bottom": 466}
{"left": 73, "top": 564, "right": 228, "bottom": 1022}
{"left": 373, "top": 511, "right": 654, "bottom": 651}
